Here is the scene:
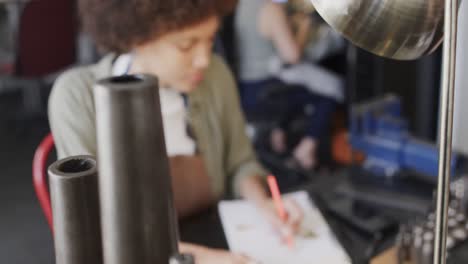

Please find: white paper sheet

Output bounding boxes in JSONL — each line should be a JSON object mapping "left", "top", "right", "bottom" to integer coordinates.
{"left": 218, "top": 191, "right": 351, "bottom": 264}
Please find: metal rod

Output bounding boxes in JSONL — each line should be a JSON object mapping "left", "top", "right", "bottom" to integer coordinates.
{"left": 94, "top": 74, "right": 179, "bottom": 264}
{"left": 433, "top": 0, "right": 459, "bottom": 263}
{"left": 48, "top": 155, "right": 102, "bottom": 264}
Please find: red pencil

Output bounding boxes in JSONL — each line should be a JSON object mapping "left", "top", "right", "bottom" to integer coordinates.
{"left": 267, "top": 175, "right": 294, "bottom": 248}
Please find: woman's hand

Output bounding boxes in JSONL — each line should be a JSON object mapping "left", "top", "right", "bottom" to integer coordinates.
{"left": 257, "top": 198, "right": 304, "bottom": 242}
{"left": 239, "top": 176, "right": 304, "bottom": 242}
{"left": 180, "top": 243, "right": 259, "bottom": 264}
{"left": 196, "top": 248, "right": 258, "bottom": 264}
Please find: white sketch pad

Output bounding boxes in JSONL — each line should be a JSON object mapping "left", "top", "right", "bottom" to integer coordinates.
{"left": 218, "top": 191, "right": 351, "bottom": 264}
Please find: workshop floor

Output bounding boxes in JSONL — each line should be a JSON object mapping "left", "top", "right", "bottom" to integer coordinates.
{"left": 0, "top": 97, "right": 55, "bottom": 264}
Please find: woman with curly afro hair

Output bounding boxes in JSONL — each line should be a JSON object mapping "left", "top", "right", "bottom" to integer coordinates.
{"left": 49, "top": 1, "right": 303, "bottom": 262}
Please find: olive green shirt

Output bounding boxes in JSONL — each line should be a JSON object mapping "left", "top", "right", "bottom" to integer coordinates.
{"left": 48, "top": 54, "right": 267, "bottom": 197}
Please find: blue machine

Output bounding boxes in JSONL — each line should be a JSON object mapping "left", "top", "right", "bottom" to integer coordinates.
{"left": 350, "top": 94, "right": 458, "bottom": 178}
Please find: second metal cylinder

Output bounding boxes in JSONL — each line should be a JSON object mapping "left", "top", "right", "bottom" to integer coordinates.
{"left": 48, "top": 155, "right": 102, "bottom": 264}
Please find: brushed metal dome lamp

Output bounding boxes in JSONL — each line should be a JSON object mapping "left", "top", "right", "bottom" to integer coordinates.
{"left": 308, "top": 0, "right": 460, "bottom": 263}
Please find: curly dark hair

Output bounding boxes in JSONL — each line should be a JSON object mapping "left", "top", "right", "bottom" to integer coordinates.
{"left": 79, "top": 0, "right": 238, "bottom": 53}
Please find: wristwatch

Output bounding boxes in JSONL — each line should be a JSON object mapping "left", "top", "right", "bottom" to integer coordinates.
{"left": 170, "top": 253, "right": 195, "bottom": 264}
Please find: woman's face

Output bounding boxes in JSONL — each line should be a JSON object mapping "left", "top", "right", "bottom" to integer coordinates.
{"left": 131, "top": 16, "right": 220, "bottom": 93}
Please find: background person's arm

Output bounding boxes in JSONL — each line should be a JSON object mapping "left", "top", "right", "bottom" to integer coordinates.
{"left": 258, "top": 2, "right": 310, "bottom": 64}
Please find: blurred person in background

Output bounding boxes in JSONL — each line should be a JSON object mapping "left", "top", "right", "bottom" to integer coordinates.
{"left": 235, "top": 0, "right": 344, "bottom": 171}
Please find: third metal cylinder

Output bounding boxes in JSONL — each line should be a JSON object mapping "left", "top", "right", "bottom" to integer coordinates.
{"left": 94, "top": 74, "right": 179, "bottom": 264}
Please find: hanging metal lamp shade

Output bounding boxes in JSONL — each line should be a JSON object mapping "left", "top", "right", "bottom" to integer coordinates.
{"left": 310, "top": 0, "right": 445, "bottom": 60}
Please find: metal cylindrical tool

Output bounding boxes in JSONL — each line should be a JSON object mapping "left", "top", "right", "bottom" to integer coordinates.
{"left": 446, "top": 236, "right": 455, "bottom": 250}
{"left": 451, "top": 227, "right": 467, "bottom": 241}
{"left": 411, "top": 236, "right": 423, "bottom": 264}
{"left": 455, "top": 213, "right": 465, "bottom": 224}
{"left": 95, "top": 74, "right": 179, "bottom": 264}
{"left": 48, "top": 155, "right": 102, "bottom": 264}
{"left": 447, "top": 218, "right": 458, "bottom": 229}
{"left": 397, "top": 226, "right": 412, "bottom": 264}
{"left": 170, "top": 254, "right": 195, "bottom": 264}
{"left": 423, "top": 232, "right": 435, "bottom": 244}
{"left": 421, "top": 243, "right": 434, "bottom": 264}
{"left": 421, "top": 231, "right": 435, "bottom": 264}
